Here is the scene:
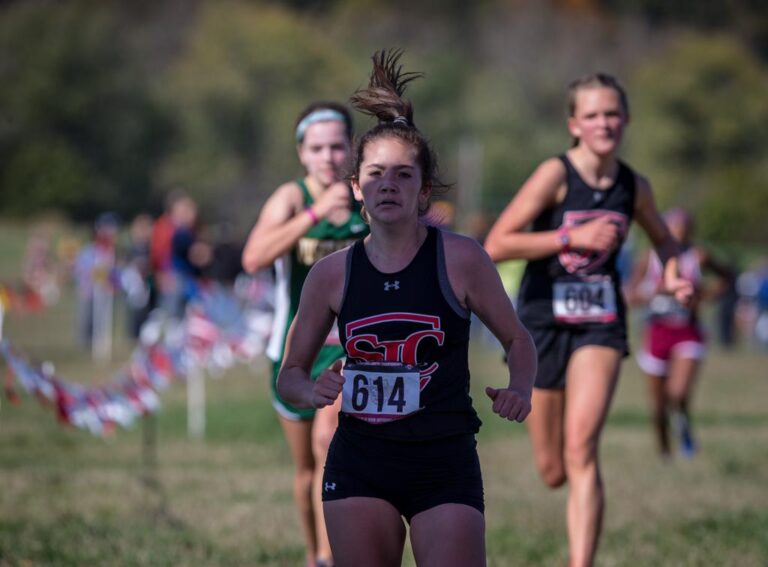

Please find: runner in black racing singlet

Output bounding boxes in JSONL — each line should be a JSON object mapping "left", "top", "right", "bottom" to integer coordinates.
{"left": 484, "top": 74, "right": 693, "bottom": 567}
{"left": 338, "top": 225, "right": 480, "bottom": 439}
{"left": 517, "top": 154, "right": 636, "bottom": 389}
{"left": 276, "top": 50, "right": 537, "bottom": 567}
{"left": 519, "top": 154, "right": 635, "bottom": 327}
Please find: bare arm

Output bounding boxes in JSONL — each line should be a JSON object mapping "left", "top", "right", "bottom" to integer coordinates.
{"left": 445, "top": 233, "right": 537, "bottom": 421}
{"left": 241, "top": 182, "right": 312, "bottom": 273}
{"left": 633, "top": 177, "right": 678, "bottom": 263}
{"left": 624, "top": 248, "right": 653, "bottom": 307}
{"left": 484, "top": 158, "right": 566, "bottom": 262}
{"left": 484, "top": 158, "right": 623, "bottom": 262}
{"left": 242, "top": 181, "right": 354, "bottom": 273}
{"left": 276, "top": 251, "right": 347, "bottom": 408}
{"left": 633, "top": 176, "right": 693, "bottom": 304}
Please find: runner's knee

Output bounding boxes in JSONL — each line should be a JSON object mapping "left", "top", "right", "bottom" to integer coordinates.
{"left": 294, "top": 466, "right": 314, "bottom": 490}
{"left": 312, "top": 426, "right": 335, "bottom": 459}
{"left": 564, "top": 439, "right": 598, "bottom": 473}
{"left": 537, "top": 455, "right": 567, "bottom": 488}
{"left": 666, "top": 388, "right": 687, "bottom": 408}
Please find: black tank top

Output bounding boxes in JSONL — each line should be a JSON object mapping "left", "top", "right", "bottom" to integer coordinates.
{"left": 337, "top": 226, "right": 481, "bottom": 441}
{"left": 517, "top": 154, "right": 636, "bottom": 329}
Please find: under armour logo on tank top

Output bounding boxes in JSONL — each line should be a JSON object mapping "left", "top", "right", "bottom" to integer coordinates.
{"left": 336, "top": 226, "right": 480, "bottom": 440}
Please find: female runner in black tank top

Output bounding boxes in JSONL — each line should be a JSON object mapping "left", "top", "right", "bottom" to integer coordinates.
{"left": 484, "top": 74, "right": 693, "bottom": 567}
{"left": 277, "top": 50, "right": 537, "bottom": 567}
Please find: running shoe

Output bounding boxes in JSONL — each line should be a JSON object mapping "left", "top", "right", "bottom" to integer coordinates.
{"left": 675, "top": 412, "right": 697, "bottom": 458}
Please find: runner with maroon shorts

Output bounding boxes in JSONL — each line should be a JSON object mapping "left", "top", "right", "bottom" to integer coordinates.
{"left": 628, "top": 207, "right": 733, "bottom": 459}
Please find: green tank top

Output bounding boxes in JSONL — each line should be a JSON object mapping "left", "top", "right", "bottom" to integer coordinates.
{"left": 267, "top": 178, "right": 368, "bottom": 368}
{"left": 289, "top": 179, "right": 368, "bottom": 309}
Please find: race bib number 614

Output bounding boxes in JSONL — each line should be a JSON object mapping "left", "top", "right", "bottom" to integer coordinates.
{"left": 342, "top": 362, "right": 421, "bottom": 423}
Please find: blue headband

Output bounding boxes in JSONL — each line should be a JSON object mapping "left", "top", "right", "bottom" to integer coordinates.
{"left": 295, "top": 109, "right": 347, "bottom": 142}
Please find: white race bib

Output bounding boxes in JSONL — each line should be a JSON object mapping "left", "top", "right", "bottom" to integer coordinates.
{"left": 649, "top": 294, "right": 691, "bottom": 324}
{"left": 553, "top": 276, "right": 617, "bottom": 323}
{"left": 342, "top": 362, "right": 421, "bottom": 423}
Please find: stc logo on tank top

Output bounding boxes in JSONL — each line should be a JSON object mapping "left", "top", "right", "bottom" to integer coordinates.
{"left": 344, "top": 312, "right": 444, "bottom": 388}
{"left": 559, "top": 210, "right": 629, "bottom": 274}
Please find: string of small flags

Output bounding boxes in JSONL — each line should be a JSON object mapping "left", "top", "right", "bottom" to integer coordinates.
{"left": 1, "top": 280, "right": 273, "bottom": 436}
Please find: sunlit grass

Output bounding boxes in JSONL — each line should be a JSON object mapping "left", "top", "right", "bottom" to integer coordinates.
{"left": 1, "top": 223, "right": 767, "bottom": 565}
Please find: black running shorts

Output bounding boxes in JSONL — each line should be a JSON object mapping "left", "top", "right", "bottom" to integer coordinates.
{"left": 322, "top": 428, "right": 484, "bottom": 522}
{"left": 527, "top": 323, "right": 629, "bottom": 390}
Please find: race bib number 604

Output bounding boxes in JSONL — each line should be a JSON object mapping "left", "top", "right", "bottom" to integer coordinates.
{"left": 342, "top": 362, "right": 421, "bottom": 424}
{"left": 553, "top": 276, "right": 617, "bottom": 323}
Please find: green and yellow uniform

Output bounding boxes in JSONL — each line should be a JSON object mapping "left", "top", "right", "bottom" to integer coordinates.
{"left": 266, "top": 179, "right": 368, "bottom": 420}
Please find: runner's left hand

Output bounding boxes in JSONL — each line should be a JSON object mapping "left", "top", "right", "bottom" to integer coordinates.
{"left": 485, "top": 387, "right": 531, "bottom": 422}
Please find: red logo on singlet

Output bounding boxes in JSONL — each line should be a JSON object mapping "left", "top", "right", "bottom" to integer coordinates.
{"left": 345, "top": 312, "right": 444, "bottom": 389}
{"left": 559, "top": 210, "right": 629, "bottom": 274}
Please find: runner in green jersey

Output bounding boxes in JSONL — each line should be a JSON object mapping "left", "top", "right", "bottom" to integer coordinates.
{"left": 268, "top": 177, "right": 367, "bottom": 420}
{"left": 242, "top": 101, "right": 366, "bottom": 567}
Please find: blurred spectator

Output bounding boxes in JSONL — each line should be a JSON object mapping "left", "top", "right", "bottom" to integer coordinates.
{"left": 73, "top": 213, "right": 119, "bottom": 348}
{"left": 206, "top": 222, "right": 245, "bottom": 286}
{"left": 122, "top": 213, "right": 154, "bottom": 339}
{"left": 22, "top": 225, "right": 59, "bottom": 306}
{"left": 195, "top": 223, "right": 247, "bottom": 333}
{"left": 736, "top": 259, "right": 768, "bottom": 350}
{"left": 56, "top": 235, "right": 81, "bottom": 282}
{"left": 715, "top": 270, "right": 740, "bottom": 349}
{"left": 150, "top": 190, "right": 185, "bottom": 314}
{"left": 168, "top": 195, "right": 211, "bottom": 318}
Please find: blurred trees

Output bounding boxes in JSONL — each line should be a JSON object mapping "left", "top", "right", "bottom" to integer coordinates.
{"left": 157, "top": 2, "right": 358, "bottom": 222}
{"left": 0, "top": 0, "right": 766, "bottom": 251}
{"left": 0, "top": 1, "right": 170, "bottom": 220}
{"left": 600, "top": 0, "right": 768, "bottom": 60}
{"left": 628, "top": 33, "right": 768, "bottom": 248}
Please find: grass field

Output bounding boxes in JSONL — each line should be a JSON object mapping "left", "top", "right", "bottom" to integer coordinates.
{"left": 1, "top": 224, "right": 767, "bottom": 566}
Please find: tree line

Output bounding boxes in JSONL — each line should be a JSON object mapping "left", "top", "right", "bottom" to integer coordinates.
{"left": 1, "top": 0, "right": 766, "bottom": 251}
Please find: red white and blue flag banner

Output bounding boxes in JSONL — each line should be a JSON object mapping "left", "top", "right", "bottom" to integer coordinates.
{"left": 1, "top": 278, "right": 273, "bottom": 436}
